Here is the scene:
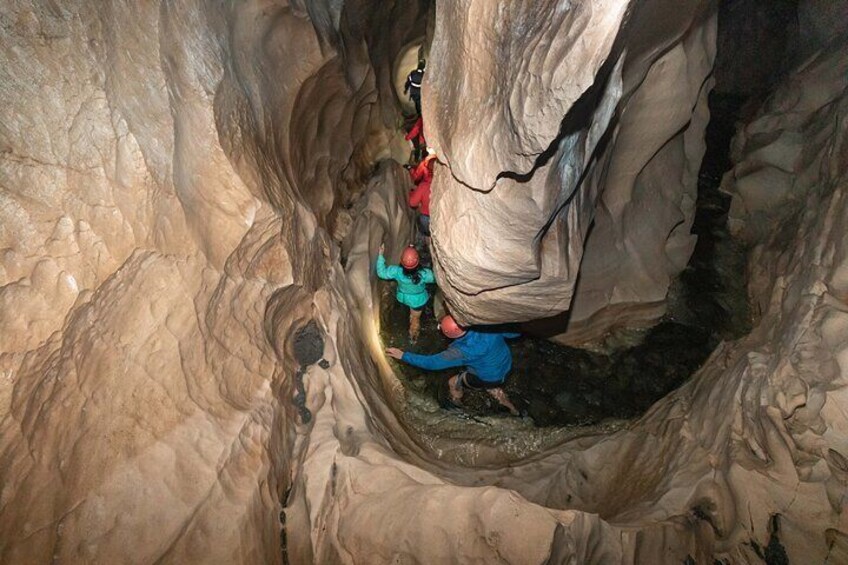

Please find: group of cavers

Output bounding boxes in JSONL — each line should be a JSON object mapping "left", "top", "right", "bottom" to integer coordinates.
{"left": 376, "top": 58, "right": 522, "bottom": 417}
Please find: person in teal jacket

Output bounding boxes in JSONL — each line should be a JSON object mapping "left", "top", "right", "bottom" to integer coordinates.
{"left": 376, "top": 243, "right": 435, "bottom": 342}
{"left": 386, "top": 315, "right": 521, "bottom": 415}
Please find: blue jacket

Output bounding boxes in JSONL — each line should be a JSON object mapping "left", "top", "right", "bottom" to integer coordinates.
{"left": 402, "top": 330, "right": 520, "bottom": 383}
{"left": 376, "top": 255, "right": 435, "bottom": 309}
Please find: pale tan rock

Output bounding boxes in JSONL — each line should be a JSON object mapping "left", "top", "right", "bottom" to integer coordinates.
{"left": 0, "top": 1, "right": 413, "bottom": 562}
{"left": 2, "top": 1, "right": 848, "bottom": 564}
{"left": 561, "top": 19, "right": 716, "bottom": 343}
{"left": 426, "top": 1, "right": 718, "bottom": 336}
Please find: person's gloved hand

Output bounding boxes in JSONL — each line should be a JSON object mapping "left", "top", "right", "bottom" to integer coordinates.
{"left": 379, "top": 243, "right": 385, "bottom": 255}
{"left": 385, "top": 348, "right": 404, "bottom": 360}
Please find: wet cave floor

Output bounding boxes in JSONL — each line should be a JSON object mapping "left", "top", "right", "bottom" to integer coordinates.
{"left": 382, "top": 93, "right": 751, "bottom": 428}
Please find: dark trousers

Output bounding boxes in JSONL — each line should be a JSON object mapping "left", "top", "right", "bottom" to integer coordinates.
{"left": 411, "top": 91, "right": 421, "bottom": 116}
{"left": 418, "top": 214, "right": 430, "bottom": 236}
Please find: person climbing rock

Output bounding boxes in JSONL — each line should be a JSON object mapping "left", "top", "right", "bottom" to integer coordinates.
{"left": 376, "top": 243, "right": 435, "bottom": 342}
{"left": 408, "top": 151, "right": 436, "bottom": 244}
{"left": 405, "top": 116, "right": 426, "bottom": 162}
{"left": 408, "top": 150, "right": 435, "bottom": 185}
{"left": 404, "top": 59, "right": 425, "bottom": 115}
{"left": 385, "top": 315, "right": 522, "bottom": 416}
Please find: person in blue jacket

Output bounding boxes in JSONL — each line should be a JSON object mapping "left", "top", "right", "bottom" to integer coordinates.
{"left": 386, "top": 314, "right": 521, "bottom": 415}
{"left": 376, "top": 242, "right": 435, "bottom": 342}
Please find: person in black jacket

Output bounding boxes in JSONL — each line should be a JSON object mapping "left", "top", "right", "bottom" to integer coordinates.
{"left": 404, "top": 60, "right": 425, "bottom": 115}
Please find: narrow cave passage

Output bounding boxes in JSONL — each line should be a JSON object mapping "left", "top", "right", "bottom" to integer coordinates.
{"left": 4, "top": 0, "right": 848, "bottom": 561}
{"left": 378, "top": 88, "right": 752, "bottom": 429}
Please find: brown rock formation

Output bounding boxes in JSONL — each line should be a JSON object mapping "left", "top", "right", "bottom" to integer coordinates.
{"left": 426, "top": 0, "right": 718, "bottom": 342}
{"left": 0, "top": 1, "right": 424, "bottom": 562}
{"left": 1, "top": 0, "right": 848, "bottom": 563}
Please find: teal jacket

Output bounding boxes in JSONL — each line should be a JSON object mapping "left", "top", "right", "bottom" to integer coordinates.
{"left": 376, "top": 254, "right": 435, "bottom": 309}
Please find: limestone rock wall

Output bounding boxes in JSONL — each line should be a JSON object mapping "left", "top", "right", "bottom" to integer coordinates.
{"left": 0, "top": 0, "right": 424, "bottom": 562}
{"left": 563, "top": 16, "right": 716, "bottom": 342}
{"left": 285, "top": 35, "right": 848, "bottom": 563}
{"left": 425, "top": 0, "right": 717, "bottom": 342}
{"left": 435, "top": 39, "right": 848, "bottom": 563}
{"left": 3, "top": 0, "right": 848, "bottom": 564}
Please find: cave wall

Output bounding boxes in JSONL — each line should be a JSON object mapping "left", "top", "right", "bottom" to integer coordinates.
{"left": 440, "top": 39, "right": 848, "bottom": 562}
{"left": 0, "top": 0, "right": 425, "bottom": 562}
{"left": 1, "top": 3, "right": 284, "bottom": 560}
{"left": 563, "top": 15, "right": 716, "bottom": 342}
{"left": 424, "top": 0, "right": 718, "bottom": 344}
{"left": 2, "top": 0, "right": 848, "bottom": 563}
{"left": 713, "top": 0, "right": 798, "bottom": 98}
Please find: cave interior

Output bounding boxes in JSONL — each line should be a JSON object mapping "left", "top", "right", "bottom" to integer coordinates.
{"left": 1, "top": 0, "right": 848, "bottom": 563}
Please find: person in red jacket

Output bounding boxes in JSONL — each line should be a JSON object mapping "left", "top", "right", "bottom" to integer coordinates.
{"left": 408, "top": 152, "right": 436, "bottom": 243}
{"left": 408, "top": 151, "right": 434, "bottom": 185}
{"left": 405, "top": 116, "right": 426, "bottom": 162}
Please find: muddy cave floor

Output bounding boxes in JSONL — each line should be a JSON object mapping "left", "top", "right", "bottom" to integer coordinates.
{"left": 383, "top": 93, "right": 751, "bottom": 429}
{"left": 381, "top": 291, "right": 742, "bottom": 428}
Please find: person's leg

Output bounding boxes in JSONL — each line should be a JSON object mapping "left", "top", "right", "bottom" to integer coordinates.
{"left": 448, "top": 373, "right": 465, "bottom": 404}
{"left": 413, "top": 93, "right": 422, "bottom": 116}
{"left": 409, "top": 307, "right": 422, "bottom": 342}
{"left": 412, "top": 137, "right": 423, "bottom": 160}
{"left": 419, "top": 214, "right": 431, "bottom": 248}
{"left": 487, "top": 387, "right": 520, "bottom": 416}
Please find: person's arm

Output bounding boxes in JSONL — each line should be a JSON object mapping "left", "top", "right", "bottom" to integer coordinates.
{"left": 402, "top": 347, "right": 465, "bottom": 371}
{"left": 502, "top": 332, "right": 521, "bottom": 339}
{"left": 421, "top": 268, "right": 436, "bottom": 284}
{"left": 404, "top": 74, "right": 411, "bottom": 94}
{"left": 375, "top": 254, "right": 402, "bottom": 281}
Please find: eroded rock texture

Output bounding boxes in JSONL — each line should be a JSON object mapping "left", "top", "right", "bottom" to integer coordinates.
{"left": 427, "top": 0, "right": 717, "bottom": 339}
{"left": 2, "top": 0, "right": 848, "bottom": 564}
{"left": 0, "top": 0, "right": 425, "bottom": 562}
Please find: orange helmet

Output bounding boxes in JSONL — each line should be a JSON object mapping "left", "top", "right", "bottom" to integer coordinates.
{"left": 401, "top": 246, "right": 420, "bottom": 269}
{"left": 438, "top": 315, "right": 466, "bottom": 339}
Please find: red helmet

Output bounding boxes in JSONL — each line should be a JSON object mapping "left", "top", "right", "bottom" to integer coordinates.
{"left": 439, "top": 315, "right": 466, "bottom": 339}
{"left": 401, "top": 246, "right": 420, "bottom": 269}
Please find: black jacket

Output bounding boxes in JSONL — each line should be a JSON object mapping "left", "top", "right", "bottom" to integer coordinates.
{"left": 404, "top": 69, "right": 424, "bottom": 94}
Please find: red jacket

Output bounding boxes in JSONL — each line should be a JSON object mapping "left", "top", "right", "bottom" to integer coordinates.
{"left": 405, "top": 117, "right": 425, "bottom": 146}
{"left": 408, "top": 154, "right": 435, "bottom": 215}
{"left": 408, "top": 180, "right": 431, "bottom": 216}
{"left": 409, "top": 154, "right": 435, "bottom": 184}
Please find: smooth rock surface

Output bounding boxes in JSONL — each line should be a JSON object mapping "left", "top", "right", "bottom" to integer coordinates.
{"left": 426, "top": 0, "right": 717, "bottom": 337}
{"left": 2, "top": 1, "right": 848, "bottom": 563}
